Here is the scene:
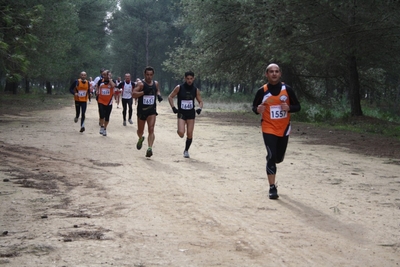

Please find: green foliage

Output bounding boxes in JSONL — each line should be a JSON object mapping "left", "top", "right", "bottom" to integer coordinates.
{"left": 0, "top": 2, "right": 43, "bottom": 82}
{"left": 109, "top": 0, "right": 180, "bottom": 83}
{"left": 165, "top": 0, "right": 400, "bottom": 116}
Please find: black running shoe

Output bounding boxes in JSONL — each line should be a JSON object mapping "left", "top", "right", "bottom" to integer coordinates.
{"left": 269, "top": 185, "right": 279, "bottom": 199}
{"left": 146, "top": 148, "right": 153, "bottom": 158}
{"left": 80, "top": 127, "right": 85, "bottom": 132}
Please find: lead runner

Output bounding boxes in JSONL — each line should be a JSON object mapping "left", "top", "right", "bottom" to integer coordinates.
{"left": 252, "top": 63, "right": 301, "bottom": 199}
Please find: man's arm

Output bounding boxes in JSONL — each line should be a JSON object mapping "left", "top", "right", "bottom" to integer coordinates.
{"left": 168, "top": 85, "right": 180, "bottom": 113}
{"left": 252, "top": 88, "right": 264, "bottom": 114}
{"left": 286, "top": 86, "right": 301, "bottom": 113}
{"left": 155, "top": 81, "right": 163, "bottom": 102}
{"left": 196, "top": 88, "right": 203, "bottom": 109}
{"left": 132, "top": 82, "right": 144, "bottom": 98}
{"left": 69, "top": 80, "right": 77, "bottom": 95}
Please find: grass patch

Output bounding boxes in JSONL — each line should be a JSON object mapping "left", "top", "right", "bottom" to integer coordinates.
{"left": 1, "top": 93, "right": 398, "bottom": 141}
{"left": 0, "top": 93, "right": 72, "bottom": 116}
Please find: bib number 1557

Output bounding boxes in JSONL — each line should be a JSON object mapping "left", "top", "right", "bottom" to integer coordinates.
{"left": 270, "top": 105, "right": 287, "bottom": 119}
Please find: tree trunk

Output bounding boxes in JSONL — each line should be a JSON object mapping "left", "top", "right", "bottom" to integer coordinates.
{"left": 348, "top": 55, "right": 363, "bottom": 116}
{"left": 229, "top": 83, "right": 234, "bottom": 95}
{"left": 46, "top": 81, "right": 52, "bottom": 95}
{"left": 5, "top": 81, "right": 18, "bottom": 94}
{"left": 25, "top": 77, "right": 30, "bottom": 93}
{"left": 325, "top": 78, "right": 334, "bottom": 104}
{"left": 145, "top": 20, "right": 149, "bottom": 66}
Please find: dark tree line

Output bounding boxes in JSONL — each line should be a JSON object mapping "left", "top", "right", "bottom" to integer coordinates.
{"left": 2, "top": 0, "right": 400, "bottom": 116}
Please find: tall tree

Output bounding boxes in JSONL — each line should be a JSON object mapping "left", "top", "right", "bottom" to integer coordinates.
{"left": 28, "top": 0, "right": 79, "bottom": 94}
{"left": 0, "top": 1, "right": 43, "bottom": 93}
{"left": 109, "top": 0, "right": 181, "bottom": 91}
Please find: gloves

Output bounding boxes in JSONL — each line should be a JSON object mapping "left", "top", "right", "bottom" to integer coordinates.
{"left": 196, "top": 108, "right": 202, "bottom": 115}
{"left": 157, "top": 95, "right": 163, "bottom": 102}
{"left": 172, "top": 107, "right": 178, "bottom": 114}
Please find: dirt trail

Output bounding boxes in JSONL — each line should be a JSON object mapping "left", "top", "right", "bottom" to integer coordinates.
{"left": 0, "top": 100, "right": 399, "bottom": 267}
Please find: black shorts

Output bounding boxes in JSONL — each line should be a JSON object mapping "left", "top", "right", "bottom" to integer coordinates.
{"left": 99, "top": 104, "right": 113, "bottom": 121}
{"left": 137, "top": 111, "right": 158, "bottom": 121}
{"left": 178, "top": 111, "right": 195, "bottom": 120}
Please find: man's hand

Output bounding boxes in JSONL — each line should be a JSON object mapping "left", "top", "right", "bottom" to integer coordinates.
{"left": 257, "top": 105, "right": 265, "bottom": 114}
{"left": 196, "top": 108, "right": 202, "bottom": 115}
{"left": 172, "top": 107, "right": 178, "bottom": 114}
{"left": 157, "top": 95, "right": 163, "bottom": 102}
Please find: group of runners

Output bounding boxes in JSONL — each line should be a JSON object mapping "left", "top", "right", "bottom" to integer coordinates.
{"left": 69, "top": 67, "right": 204, "bottom": 160}
{"left": 69, "top": 63, "right": 301, "bottom": 199}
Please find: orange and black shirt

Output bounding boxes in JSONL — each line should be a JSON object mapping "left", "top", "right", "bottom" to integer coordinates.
{"left": 252, "top": 82, "right": 301, "bottom": 137}
{"left": 70, "top": 79, "right": 90, "bottom": 102}
{"left": 97, "top": 79, "right": 115, "bottom": 106}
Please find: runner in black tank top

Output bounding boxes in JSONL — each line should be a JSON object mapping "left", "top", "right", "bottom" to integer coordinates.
{"left": 132, "top": 66, "right": 163, "bottom": 158}
{"left": 168, "top": 70, "right": 204, "bottom": 158}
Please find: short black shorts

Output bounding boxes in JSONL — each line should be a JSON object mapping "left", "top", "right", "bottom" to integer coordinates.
{"left": 137, "top": 111, "right": 158, "bottom": 121}
{"left": 178, "top": 111, "right": 195, "bottom": 120}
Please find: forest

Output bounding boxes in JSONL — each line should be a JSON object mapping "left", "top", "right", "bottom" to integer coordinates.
{"left": 1, "top": 0, "right": 400, "bottom": 119}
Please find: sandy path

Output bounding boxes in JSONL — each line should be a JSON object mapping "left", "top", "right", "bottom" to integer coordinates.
{"left": 0, "top": 99, "right": 399, "bottom": 266}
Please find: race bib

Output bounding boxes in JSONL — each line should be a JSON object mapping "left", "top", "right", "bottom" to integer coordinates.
{"left": 101, "top": 89, "right": 111, "bottom": 95}
{"left": 270, "top": 105, "right": 287, "bottom": 119}
{"left": 143, "top": 95, "right": 155, "bottom": 105}
{"left": 181, "top": 100, "right": 194, "bottom": 110}
{"left": 78, "top": 91, "right": 87, "bottom": 97}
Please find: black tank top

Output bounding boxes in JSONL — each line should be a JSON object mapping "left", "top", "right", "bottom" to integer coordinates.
{"left": 138, "top": 79, "right": 157, "bottom": 113}
{"left": 178, "top": 83, "right": 197, "bottom": 114}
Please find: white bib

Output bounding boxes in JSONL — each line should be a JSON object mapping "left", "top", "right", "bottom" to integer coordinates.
{"left": 143, "top": 95, "right": 155, "bottom": 105}
{"left": 181, "top": 100, "right": 194, "bottom": 110}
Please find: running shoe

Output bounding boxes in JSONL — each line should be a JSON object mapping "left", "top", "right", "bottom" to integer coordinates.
{"left": 99, "top": 127, "right": 104, "bottom": 135}
{"left": 102, "top": 129, "right": 107, "bottom": 136}
{"left": 80, "top": 127, "right": 85, "bottom": 133}
{"left": 136, "top": 136, "right": 145, "bottom": 150}
{"left": 183, "top": 150, "right": 190, "bottom": 158}
{"left": 128, "top": 119, "right": 133, "bottom": 124}
{"left": 123, "top": 121, "right": 126, "bottom": 126}
{"left": 146, "top": 148, "right": 153, "bottom": 158}
{"left": 74, "top": 117, "right": 78, "bottom": 123}
{"left": 269, "top": 185, "right": 279, "bottom": 199}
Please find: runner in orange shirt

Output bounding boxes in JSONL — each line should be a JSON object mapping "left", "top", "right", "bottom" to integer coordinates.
{"left": 69, "top": 71, "right": 90, "bottom": 133}
{"left": 97, "top": 70, "right": 116, "bottom": 136}
{"left": 252, "top": 63, "right": 301, "bottom": 199}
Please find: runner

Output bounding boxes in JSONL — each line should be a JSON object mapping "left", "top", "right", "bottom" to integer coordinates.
{"left": 69, "top": 71, "right": 90, "bottom": 133}
{"left": 88, "top": 76, "right": 95, "bottom": 103}
{"left": 114, "top": 76, "right": 122, "bottom": 108}
{"left": 132, "top": 67, "right": 163, "bottom": 158}
{"left": 118, "top": 73, "right": 136, "bottom": 126}
{"left": 93, "top": 68, "right": 105, "bottom": 126}
{"left": 252, "top": 63, "right": 301, "bottom": 199}
{"left": 97, "top": 70, "right": 116, "bottom": 136}
{"left": 168, "top": 70, "right": 203, "bottom": 158}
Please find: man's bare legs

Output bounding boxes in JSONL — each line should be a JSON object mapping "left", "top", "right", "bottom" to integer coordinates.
{"left": 145, "top": 115, "right": 156, "bottom": 157}
{"left": 178, "top": 119, "right": 195, "bottom": 158}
